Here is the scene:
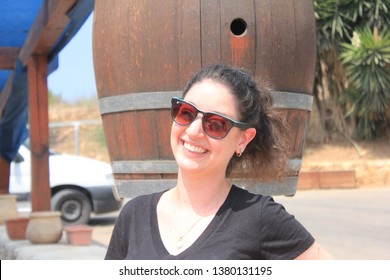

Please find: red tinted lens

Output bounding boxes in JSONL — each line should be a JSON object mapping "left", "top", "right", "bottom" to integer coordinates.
{"left": 172, "top": 101, "right": 197, "bottom": 125}
{"left": 203, "top": 113, "right": 232, "bottom": 138}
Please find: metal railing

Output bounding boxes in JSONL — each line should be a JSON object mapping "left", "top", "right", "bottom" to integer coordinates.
{"left": 48, "top": 119, "right": 110, "bottom": 162}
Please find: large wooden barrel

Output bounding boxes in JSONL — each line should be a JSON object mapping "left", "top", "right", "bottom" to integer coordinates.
{"left": 93, "top": 0, "right": 316, "bottom": 198}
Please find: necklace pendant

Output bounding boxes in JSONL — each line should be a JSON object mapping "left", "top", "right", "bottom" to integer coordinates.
{"left": 176, "top": 237, "right": 184, "bottom": 249}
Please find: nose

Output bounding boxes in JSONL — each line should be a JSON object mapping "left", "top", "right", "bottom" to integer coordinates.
{"left": 186, "top": 115, "right": 204, "bottom": 138}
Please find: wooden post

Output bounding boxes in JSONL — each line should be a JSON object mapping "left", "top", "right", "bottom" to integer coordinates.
{"left": 0, "top": 155, "right": 10, "bottom": 194}
{"left": 28, "top": 55, "right": 51, "bottom": 212}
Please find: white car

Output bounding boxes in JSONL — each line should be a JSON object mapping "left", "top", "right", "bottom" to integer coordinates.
{"left": 10, "top": 141, "right": 122, "bottom": 225}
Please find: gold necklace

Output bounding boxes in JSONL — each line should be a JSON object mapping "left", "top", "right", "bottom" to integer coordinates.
{"left": 176, "top": 215, "right": 205, "bottom": 249}
{"left": 175, "top": 186, "right": 230, "bottom": 249}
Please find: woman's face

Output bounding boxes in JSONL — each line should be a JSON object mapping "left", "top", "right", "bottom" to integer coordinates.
{"left": 170, "top": 79, "right": 251, "bottom": 177}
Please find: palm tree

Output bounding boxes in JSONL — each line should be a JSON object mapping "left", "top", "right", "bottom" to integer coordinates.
{"left": 313, "top": 0, "right": 390, "bottom": 140}
{"left": 340, "top": 27, "right": 390, "bottom": 139}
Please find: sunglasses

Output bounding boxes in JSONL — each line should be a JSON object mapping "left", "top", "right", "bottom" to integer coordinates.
{"left": 171, "top": 97, "right": 251, "bottom": 139}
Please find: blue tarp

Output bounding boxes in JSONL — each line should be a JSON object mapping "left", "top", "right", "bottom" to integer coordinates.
{"left": 0, "top": 0, "right": 43, "bottom": 90}
{"left": 0, "top": 0, "right": 94, "bottom": 163}
{"left": 0, "top": 61, "right": 28, "bottom": 162}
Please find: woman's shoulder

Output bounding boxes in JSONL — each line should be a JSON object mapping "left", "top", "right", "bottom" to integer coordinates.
{"left": 230, "top": 185, "right": 285, "bottom": 214}
{"left": 231, "top": 185, "right": 274, "bottom": 203}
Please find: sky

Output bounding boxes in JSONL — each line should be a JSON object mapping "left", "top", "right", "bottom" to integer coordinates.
{"left": 48, "top": 13, "right": 97, "bottom": 103}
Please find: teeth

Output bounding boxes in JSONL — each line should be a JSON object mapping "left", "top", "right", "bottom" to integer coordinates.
{"left": 184, "top": 142, "right": 207, "bottom": 154}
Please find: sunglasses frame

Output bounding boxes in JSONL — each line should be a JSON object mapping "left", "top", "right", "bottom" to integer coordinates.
{"left": 171, "top": 97, "right": 251, "bottom": 139}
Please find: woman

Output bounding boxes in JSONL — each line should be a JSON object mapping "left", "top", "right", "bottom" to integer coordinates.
{"left": 105, "top": 64, "right": 332, "bottom": 260}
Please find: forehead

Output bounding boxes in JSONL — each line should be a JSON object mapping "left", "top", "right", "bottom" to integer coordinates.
{"left": 184, "top": 80, "right": 239, "bottom": 118}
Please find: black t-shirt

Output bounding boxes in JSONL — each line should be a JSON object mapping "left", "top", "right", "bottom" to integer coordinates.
{"left": 105, "top": 185, "right": 314, "bottom": 260}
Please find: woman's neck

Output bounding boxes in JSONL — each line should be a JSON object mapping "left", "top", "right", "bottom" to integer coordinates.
{"left": 174, "top": 169, "right": 230, "bottom": 214}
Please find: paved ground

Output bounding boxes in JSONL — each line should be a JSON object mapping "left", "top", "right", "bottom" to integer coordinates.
{"left": 5, "top": 187, "right": 390, "bottom": 260}
{"left": 275, "top": 187, "right": 390, "bottom": 260}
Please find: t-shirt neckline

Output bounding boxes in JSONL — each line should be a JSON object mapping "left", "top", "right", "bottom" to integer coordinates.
{"left": 150, "top": 185, "right": 237, "bottom": 258}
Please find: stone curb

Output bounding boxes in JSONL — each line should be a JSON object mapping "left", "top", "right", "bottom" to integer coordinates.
{"left": 0, "top": 225, "right": 106, "bottom": 260}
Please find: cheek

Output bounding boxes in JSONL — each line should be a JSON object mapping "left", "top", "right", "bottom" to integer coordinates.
{"left": 210, "top": 137, "right": 236, "bottom": 157}
{"left": 218, "top": 133, "right": 241, "bottom": 156}
{"left": 170, "top": 124, "right": 182, "bottom": 147}
{"left": 171, "top": 123, "right": 180, "bottom": 136}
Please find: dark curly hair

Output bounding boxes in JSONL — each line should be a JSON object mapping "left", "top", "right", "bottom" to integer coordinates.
{"left": 182, "top": 64, "right": 289, "bottom": 181}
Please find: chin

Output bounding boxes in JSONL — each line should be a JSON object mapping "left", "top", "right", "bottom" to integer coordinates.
{"left": 176, "top": 158, "right": 203, "bottom": 171}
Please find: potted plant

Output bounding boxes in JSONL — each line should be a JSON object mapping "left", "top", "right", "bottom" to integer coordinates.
{"left": 64, "top": 224, "right": 93, "bottom": 246}
{"left": 5, "top": 216, "right": 30, "bottom": 240}
{"left": 26, "top": 211, "right": 63, "bottom": 244}
{"left": 0, "top": 156, "right": 18, "bottom": 224}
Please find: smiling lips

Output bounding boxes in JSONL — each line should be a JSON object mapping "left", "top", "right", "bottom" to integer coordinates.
{"left": 183, "top": 141, "right": 207, "bottom": 154}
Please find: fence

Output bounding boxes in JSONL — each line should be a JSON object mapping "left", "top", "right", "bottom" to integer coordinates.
{"left": 49, "top": 119, "right": 110, "bottom": 163}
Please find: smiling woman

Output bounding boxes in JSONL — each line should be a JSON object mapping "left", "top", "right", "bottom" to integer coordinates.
{"left": 104, "top": 64, "right": 332, "bottom": 260}
{"left": 93, "top": 0, "right": 317, "bottom": 198}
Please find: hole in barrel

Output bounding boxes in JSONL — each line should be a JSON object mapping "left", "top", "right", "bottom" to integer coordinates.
{"left": 230, "top": 18, "right": 247, "bottom": 36}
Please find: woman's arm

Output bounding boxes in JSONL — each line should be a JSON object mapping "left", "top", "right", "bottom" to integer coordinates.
{"left": 295, "top": 242, "right": 333, "bottom": 260}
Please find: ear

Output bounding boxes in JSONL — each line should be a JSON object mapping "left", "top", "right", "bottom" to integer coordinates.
{"left": 236, "top": 128, "right": 256, "bottom": 154}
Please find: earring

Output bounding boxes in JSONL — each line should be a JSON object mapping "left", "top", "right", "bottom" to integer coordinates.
{"left": 236, "top": 149, "right": 242, "bottom": 157}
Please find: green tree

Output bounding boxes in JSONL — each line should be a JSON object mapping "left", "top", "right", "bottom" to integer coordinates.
{"left": 340, "top": 27, "right": 390, "bottom": 138}
{"left": 313, "top": 0, "right": 390, "bottom": 140}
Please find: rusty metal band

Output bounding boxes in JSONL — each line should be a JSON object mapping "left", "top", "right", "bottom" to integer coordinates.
{"left": 112, "top": 158, "right": 301, "bottom": 174}
{"left": 113, "top": 176, "right": 298, "bottom": 198}
{"left": 99, "top": 91, "right": 313, "bottom": 115}
{"left": 272, "top": 91, "right": 313, "bottom": 111}
{"left": 112, "top": 160, "right": 178, "bottom": 174}
{"left": 99, "top": 91, "right": 180, "bottom": 115}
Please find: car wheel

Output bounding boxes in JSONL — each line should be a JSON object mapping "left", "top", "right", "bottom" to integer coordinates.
{"left": 51, "top": 189, "right": 92, "bottom": 225}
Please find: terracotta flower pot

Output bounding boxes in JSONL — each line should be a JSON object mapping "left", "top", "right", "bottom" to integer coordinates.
{"left": 0, "top": 194, "right": 18, "bottom": 224}
{"left": 64, "top": 225, "right": 93, "bottom": 246}
{"left": 5, "top": 216, "right": 30, "bottom": 240}
{"left": 26, "top": 211, "right": 63, "bottom": 244}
